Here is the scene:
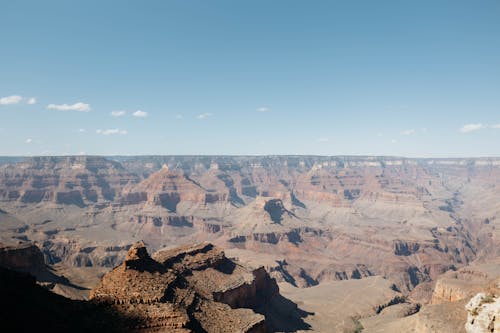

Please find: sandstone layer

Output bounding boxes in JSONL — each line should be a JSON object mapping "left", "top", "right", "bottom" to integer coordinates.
{"left": 91, "top": 241, "right": 307, "bottom": 332}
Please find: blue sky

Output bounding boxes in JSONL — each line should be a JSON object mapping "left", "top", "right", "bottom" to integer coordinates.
{"left": 1, "top": 0, "right": 499, "bottom": 157}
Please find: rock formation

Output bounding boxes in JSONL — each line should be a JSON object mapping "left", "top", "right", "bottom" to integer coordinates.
{"left": 0, "top": 241, "right": 306, "bottom": 332}
{"left": 0, "top": 242, "right": 66, "bottom": 283}
{"left": 1, "top": 154, "right": 500, "bottom": 330}
{"left": 90, "top": 241, "right": 300, "bottom": 332}
{"left": 465, "top": 292, "right": 499, "bottom": 333}
{"left": 0, "top": 266, "right": 128, "bottom": 332}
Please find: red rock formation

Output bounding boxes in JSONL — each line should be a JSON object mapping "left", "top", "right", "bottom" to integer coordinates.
{"left": 0, "top": 243, "right": 45, "bottom": 272}
{"left": 1, "top": 155, "right": 499, "bottom": 299}
{"left": 91, "top": 241, "right": 284, "bottom": 332}
{"left": 0, "top": 156, "right": 140, "bottom": 206}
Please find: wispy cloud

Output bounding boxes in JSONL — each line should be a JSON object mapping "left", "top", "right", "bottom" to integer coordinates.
{"left": 96, "top": 129, "right": 128, "bottom": 135}
{"left": 0, "top": 95, "right": 23, "bottom": 105}
{"left": 257, "top": 107, "right": 270, "bottom": 112}
{"left": 47, "top": 102, "right": 90, "bottom": 112}
{"left": 459, "top": 123, "right": 484, "bottom": 133}
{"left": 316, "top": 137, "right": 329, "bottom": 143}
{"left": 25, "top": 138, "right": 33, "bottom": 144}
{"left": 0, "top": 95, "right": 37, "bottom": 105}
{"left": 391, "top": 139, "right": 397, "bottom": 144}
{"left": 78, "top": 128, "right": 86, "bottom": 133}
{"left": 400, "top": 129, "right": 416, "bottom": 136}
{"left": 175, "top": 114, "right": 183, "bottom": 119}
{"left": 401, "top": 128, "right": 415, "bottom": 135}
{"left": 132, "top": 110, "right": 148, "bottom": 117}
{"left": 490, "top": 124, "right": 500, "bottom": 129}
{"left": 111, "top": 110, "right": 126, "bottom": 117}
{"left": 197, "top": 112, "right": 213, "bottom": 119}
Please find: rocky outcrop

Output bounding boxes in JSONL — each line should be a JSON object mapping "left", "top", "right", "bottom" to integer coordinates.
{"left": 129, "top": 214, "right": 195, "bottom": 227}
{"left": 432, "top": 278, "right": 481, "bottom": 304}
{"left": 393, "top": 240, "right": 421, "bottom": 256}
{"left": 431, "top": 265, "right": 500, "bottom": 305}
{"left": 127, "top": 168, "right": 231, "bottom": 209}
{"left": 263, "top": 199, "right": 287, "bottom": 224}
{"left": 228, "top": 227, "right": 322, "bottom": 245}
{"left": 120, "top": 191, "right": 147, "bottom": 205}
{"left": 0, "top": 266, "right": 134, "bottom": 332}
{"left": 0, "top": 156, "right": 139, "bottom": 206}
{"left": 1, "top": 154, "right": 499, "bottom": 305}
{"left": 0, "top": 243, "right": 45, "bottom": 272}
{"left": 0, "top": 243, "right": 65, "bottom": 283}
{"left": 41, "top": 240, "right": 130, "bottom": 268}
{"left": 90, "top": 241, "right": 286, "bottom": 332}
{"left": 465, "top": 292, "right": 499, "bottom": 333}
{"left": 55, "top": 190, "right": 85, "bottom": 207}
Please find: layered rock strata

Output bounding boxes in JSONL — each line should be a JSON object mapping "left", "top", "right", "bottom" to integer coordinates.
{"left": 465, "top": 292, "right": 499, "bottom": 333}
{"left": 91, "top": 241, "right": 283, "bottom": 332}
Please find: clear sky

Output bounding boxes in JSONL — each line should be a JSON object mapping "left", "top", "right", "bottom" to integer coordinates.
{"left": 1, "top": 0, "right": 499, "bottom": 157}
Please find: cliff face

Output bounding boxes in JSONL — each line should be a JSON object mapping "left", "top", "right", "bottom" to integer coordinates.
{"left": 465, "top": 292, "right": 499, "bottom": 333}
{"left": 1, "top": 155, "right": 499, "bottom": 296}
{"left": 432, "top": 278, "right": 480, "bottom": 304}
{"left": 0, "top": 266, "right": 130, "bottom": 333}
{"left": 0, "top": 243, "right": 66, "bottom": 283}
{"left": 0, "top": 242, "right": 299, "bottom": 332}
{"left": 0, "top": 156, "right": 139, "bottom": 206}
{"left": 90, "top": 242, "right": 287, "bottom": 333}
{"left": 0, "top": 243, "right": 45, "bottom": 271}
{"left": 431, "top": 264, "right": 500, "bottom": 305}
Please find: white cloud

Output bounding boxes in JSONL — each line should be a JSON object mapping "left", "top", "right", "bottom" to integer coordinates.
{"left": 27, "top": 97, "right": 37, "bottom": 105}
{"left": 0, "top": 95, "right": 23, "bottom": 105}
{"left": 421, "top": 127, "right": 428, "bottom": 133}
{"left": 391, "top": 139, "right": 397, "bottom": 144}
{"left": 490, "top": 124, "right": 500, "bottom": 129}
{"left": 78, "top": 128, "right": 86, "bottom": 133}
{"left": 400, "top": 129, "right": 416, "bottom": 136}
{"left": 257, "top": 107, "right": 270, "bottom": 112}
{"left": 47, "top": 102, "right": 90, "bottom": 112}
{"left": 316, "top": 137, "right": 329, "bottom": 143}
{"left": 459, "top": 123, "right": 484, "bottom": 133}
{"left": 175, "top": 114, "right": 183, "bottom": 119}
{"left": 197, "top": 112, "right": 213, "bottom": 119}
{"left": 132, "top": 110, "right": 148, "bottom": 117}
{"left": 111, "top": 110, "right": 126, "bottom": 117}
{"left": 96, "top": 129, "right": 128, "bottom": 135}
{"left": 25, "top": 138, "right": 33, "bottom": 144}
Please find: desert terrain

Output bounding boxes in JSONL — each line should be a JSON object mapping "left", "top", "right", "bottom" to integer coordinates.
{"left": 1, "top": 155, "right": 499, "bottom": 332}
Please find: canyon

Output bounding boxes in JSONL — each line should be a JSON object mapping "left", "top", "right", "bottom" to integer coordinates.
{"left": 1, "top": 155, "right": 499, "bottom": 332}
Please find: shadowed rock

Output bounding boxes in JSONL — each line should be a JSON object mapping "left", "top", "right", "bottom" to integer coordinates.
{"left": 90, "top": 241, "right": 310, "bottom": 332}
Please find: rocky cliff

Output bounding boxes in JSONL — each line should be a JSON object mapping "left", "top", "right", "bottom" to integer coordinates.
{"left": 465, "top": 291, "right": 499, "bottom": 333}
{"left": 0, "top": 266, "right": 130, "bottom": 332}
{"left": 0, "top": 242, "right": 66, "bottom": 283}
{"left": 91, "top": 241, "right": 302, "bottom": 332}
{"left": 1, "top": 155, "right": 499, "bottom": 297}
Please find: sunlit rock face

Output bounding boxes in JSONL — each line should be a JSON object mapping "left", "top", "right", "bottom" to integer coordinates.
{"left": 90, "top": 241, "right": 284, "bottom": 332}
{"left": 465, "top": 292, "right": 500, "bottom": 333}
{"left": 1, "top": 155, "right": 499, "bottom": 294}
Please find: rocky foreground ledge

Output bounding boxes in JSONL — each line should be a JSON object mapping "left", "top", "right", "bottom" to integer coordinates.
{"left": 90, "top": 241, "right": 285, "bottom": 332}
{"left": 0, "top": 241, "right": 308, "bottom": 332}
{"left": 465, "top": 291, "right": 499, "bottom": 333}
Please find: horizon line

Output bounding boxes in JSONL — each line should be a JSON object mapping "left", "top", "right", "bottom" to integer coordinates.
{"left": 1, "top": 154, "right": 500, "bottom": 160}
